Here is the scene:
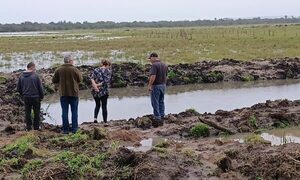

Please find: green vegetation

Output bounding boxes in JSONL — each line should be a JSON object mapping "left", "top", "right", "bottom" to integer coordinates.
{"left": 21, "top": 159, "right": 43, "bottom": 175}
{"left": 249, "top": 115, "right": 258, "bottom": 128}
{"left": 190, "top": 123, "right": 210, "bottom": 137}
{"left": 242, "top": 75, "right": 255, "bottom": 81}
{"left": 154, "top": 140, "right": 170, "bottom": 148}
{"left": 3, "top": 134, "right": 36, "bottom": 156}
{"left": 167, "top": 70, "right": 177, "bottom": 79}
{"left": 185, "top": 108, "right": 200, "bottom": 115}
{"left": 244, "top": 134, "right": 271, "bottom": 144}
{"left": 1, "top": 25, "right": 300, "bottom": 66}
{"left": 0, "top": 158, "right": 22, "bottom": 172}
{"left": 54, "top": 151, "right": 107, "bottom": 177}
{"left": 51, "top": 131, "right": 89, "bottom": 145}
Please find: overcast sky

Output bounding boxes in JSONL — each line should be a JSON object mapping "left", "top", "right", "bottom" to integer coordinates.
{"left": 0, "top": 0, "right": 299, "bottom": 23}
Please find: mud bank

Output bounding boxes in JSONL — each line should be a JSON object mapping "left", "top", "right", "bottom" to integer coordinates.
{"left": 4, "top": 57, "right": 300, "bottom": 94}
{"left": 1, "top": 57, "right": 299, "bottom": 125}
{"left": 1, "top": 99, "right": 300, "bottom": 179}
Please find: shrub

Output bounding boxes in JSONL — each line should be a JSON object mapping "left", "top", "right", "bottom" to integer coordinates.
{"left": 190, "top": 123, "right": 210, "bottom": 137}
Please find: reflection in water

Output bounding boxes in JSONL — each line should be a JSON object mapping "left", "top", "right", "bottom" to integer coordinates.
{"left": 42, "top": 79, "right": 300, "bottom": 125}
{"left": 261, "top": 128, "right": 300, "bottom": 146}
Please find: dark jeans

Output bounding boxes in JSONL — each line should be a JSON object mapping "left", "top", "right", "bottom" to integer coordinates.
{"left": 94, "top": 95, "right": 108, "bottom": 123}
{"left": 151, "top": 84, "right": 166, "bottom": 120}
{"left": 24, "top": 97, "right": 41, "bottom": 130}
{"left": 60, "top": 96, "right": 79, "bottom": 133}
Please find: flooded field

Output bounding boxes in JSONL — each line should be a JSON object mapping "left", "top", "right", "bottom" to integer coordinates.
{"left": 42, "top": 79, "right": 300, "bottom": 125}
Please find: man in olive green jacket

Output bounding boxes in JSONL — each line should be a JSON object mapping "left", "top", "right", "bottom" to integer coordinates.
{"left": 52, "top": 54, "right": 83, "bottom": 134}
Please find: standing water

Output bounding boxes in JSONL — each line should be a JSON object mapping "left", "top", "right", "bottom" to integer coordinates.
{"left": 42, "top": 79, "right": 300, "bottom": 125}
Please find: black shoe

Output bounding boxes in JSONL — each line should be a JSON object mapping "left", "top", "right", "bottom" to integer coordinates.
{"left": 94, "top": 120, "right": 98, "bottom": 123}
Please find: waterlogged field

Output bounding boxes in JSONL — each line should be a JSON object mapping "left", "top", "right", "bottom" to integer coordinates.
{"left": 0, "top": 24, "right": 300, "bottom": 71}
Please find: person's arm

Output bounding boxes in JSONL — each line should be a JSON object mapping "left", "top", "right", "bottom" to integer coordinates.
{"left": 77, "top": 70, "right": 83, "bottom": 83}
{"left": 148, "top": 65, "right": 157, "bottom": 91}
{"left": 17, "top": 77, "right": 22, "bottom": 95}
{"left": 165, "top": 65, "right": 168, "bottom": 84}
{"left": 52, "top": 70, "right": 59, "bottom": 84}
{"left": 36, "top": 75, "right": 44, "bottom": 100}
{"left": 148, "top": 75, "right": 156, "bottom": 91}
{"left": 89, "top": 70, "right": 100, "bottom": 92}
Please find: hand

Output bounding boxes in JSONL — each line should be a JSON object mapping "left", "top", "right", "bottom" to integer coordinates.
{"left": 97, "top": 82, "right": 103, "bottom": 87}
{"left": 148, "top": 85, "right": 153, "bottom": 91}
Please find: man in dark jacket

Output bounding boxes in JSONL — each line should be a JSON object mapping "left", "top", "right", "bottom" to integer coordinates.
{"left": 52, "top": 54, "right": 83, "bottom": 134}
{"left": 17, "top": 62, "right": 44, "bottom": 131}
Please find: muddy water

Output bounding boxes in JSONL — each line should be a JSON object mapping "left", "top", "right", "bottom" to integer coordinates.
{"left": 42, "top": 79, "right": 300, "bottom": 125}
{"left": 232, "top": 128, "right": 300, "bottom": 146}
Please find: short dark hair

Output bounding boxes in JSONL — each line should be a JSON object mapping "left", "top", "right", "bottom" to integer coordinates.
{"left": 148, "top": 52, "right": 158, "bottom": 59}
{"left": 27, "top": 62, "right": 35, "bottom": 69}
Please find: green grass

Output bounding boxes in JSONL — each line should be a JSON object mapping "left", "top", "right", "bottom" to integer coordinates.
{"left": 54, "top": 151, "right": 107, "bottom": 177}
{"left": 0, "top": 25, "right": 300, "bottom": 65}
{"left": 244, "top": 134, "right": 271, "bottom": 144}
{"left": 3, "top": 133, "right": 36, "bottom": 156}
{"left": 21, "top": 159, "right": 43, "bottom": 175}
{"left": 50, "top": 131, "right": 89, "bottom": 145}
{"left": 190, "top": 123, "right": 210, "bottom": 137}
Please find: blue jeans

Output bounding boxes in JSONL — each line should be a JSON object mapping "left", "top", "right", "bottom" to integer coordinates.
{"left": 60, "top": 96, "right": 79, "bottom": 133}
{"left": 151, "top": 84, "right": 166, "bottom": 120}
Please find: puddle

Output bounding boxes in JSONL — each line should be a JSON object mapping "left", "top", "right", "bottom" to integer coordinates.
{"left": 127, "top": 138, "right": 167, "bottom": 152}
{"left": 42, "top": 79, "right": 300, "bottom": 125}
{"left": 232, "top": 128, "right": 300, "bottom": 146}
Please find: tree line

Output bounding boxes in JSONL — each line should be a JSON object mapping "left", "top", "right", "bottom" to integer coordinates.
{"left": 0, "top": 17, "right": 300, "bottom": 32}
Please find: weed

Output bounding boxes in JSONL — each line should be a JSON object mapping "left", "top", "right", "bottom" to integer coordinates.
{"left": 54, "top": 151, "right": 107, "bottom": 177}
{"left": 244, "top": 134, "right": 271, "bottom": 145}
{"left": 190, "top": 123, "right": 210, "bottom": 137}
{"left": 167, "top": 70, "right": 176, "bottom": 79}
{"left": 154, "top": 140, "right": 169, "bottom": 148}
{"left": 51, "top": 131, "right": 89, "bottom": 145}
{"left": 110, "top": 141, "right": 120, "bottom": 152}
{"left": 242, "top": 75, "right": 255, "bottom": 81}
{"left": 182, "top": 148, "right": 196, "bottom": 158}
{"left": 21, "top": 159, "right": 43, "bottom": 175}
{"left": 3, "top": 134, "right": 36, "bottom": 156}
{"left": 249, "top": 115, "right": 258, "bottom": 128}
{"left": 0, "top": 158, "right": 22, "bottom": 172}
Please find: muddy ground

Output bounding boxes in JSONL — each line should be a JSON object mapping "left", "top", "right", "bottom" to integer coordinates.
{"left": 1, "top": 99, "right": 300, "bottom": 180}
{"left": 1, "top": 58, "right": 300, "bottom": 179}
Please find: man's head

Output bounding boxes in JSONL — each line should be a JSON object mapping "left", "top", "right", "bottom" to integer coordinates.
{"left": 27, "top": 62, "right": 36, "bottom": 71}
{"left": 148, "top": 52, "right": 159, "bottom": 64}
{"left": 64, "top": 54, "right": 74, "bottom": 64}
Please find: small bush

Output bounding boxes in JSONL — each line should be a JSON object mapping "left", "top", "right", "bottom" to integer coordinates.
{"left": 249, "top": 115, "right": 258, "bottom": 128}
{"left": 190, "top": 123, "right": 210, "bottom": 137}
{"left": 167, "top": 70, "right": 176, "bottom": 79}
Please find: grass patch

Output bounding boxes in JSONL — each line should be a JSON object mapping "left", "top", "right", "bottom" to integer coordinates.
{"left": 244, "top": 134, "right": 271, "bottom": 145}
{"left": 54, "top": 151, "right": 108, "bottom": 177}
{"left": 1, "top": 25, "right": 300, "bottom": 65}
{"left": 50, "top": 131, "right": 89, "bottom": 145}
{"left": 190, "top": 123, "right": 210, "bottom": 137}
{"left": 21, "top": 159, "right": 43, "bottom": 175}
{"left": 3, "top": 133, "right": 36, "bottom": 156}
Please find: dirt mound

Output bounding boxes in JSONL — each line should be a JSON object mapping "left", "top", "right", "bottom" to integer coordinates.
{"left": 225, "top": 143, "right": 300, "bottom": 179}
{"left": 24, "top": 162, "right": 70, "bottom": 180}
{"left": 110, "top": 129, "right": 142, "bottom": 142}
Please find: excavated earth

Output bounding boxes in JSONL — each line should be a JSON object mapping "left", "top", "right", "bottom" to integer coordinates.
{"left": 1, "top": 58, "right": 300, "bottom": 179}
